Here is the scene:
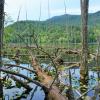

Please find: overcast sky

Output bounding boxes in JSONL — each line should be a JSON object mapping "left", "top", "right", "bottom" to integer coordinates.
{"left": 5, "top": 0, "right": 100, "bottom": 21}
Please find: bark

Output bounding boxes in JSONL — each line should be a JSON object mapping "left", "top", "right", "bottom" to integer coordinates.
{"left": 0, "top": 0, "right": 4, "bottom": 98}
{"left": 45, "top": 86, "right": 67, "bottom": 100}
{"left": 80, "top": 0, "right": 89, "bottom": 93}
{"left": 31, "top": 55, "right": 68, "bottom": 100}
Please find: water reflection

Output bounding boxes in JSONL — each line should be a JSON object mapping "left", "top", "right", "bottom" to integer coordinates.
{"left": 2, "top": 58, "right": 45, "bottom": 100}
{"left": 2, "top": 58, "right": 100, "bottom": 100}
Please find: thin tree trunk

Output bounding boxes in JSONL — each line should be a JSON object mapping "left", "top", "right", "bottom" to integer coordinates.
{"left": 80, "top": 0, "right": 89, "bottom": 94}
{"left": 0, "top": 0, "right": 4, "bottom": 99}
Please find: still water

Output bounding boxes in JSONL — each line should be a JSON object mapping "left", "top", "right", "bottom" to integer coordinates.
{"left": 2, "top": 58, "right": 100, "bottom": 100}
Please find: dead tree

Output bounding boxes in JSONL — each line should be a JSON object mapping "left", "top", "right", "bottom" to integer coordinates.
{"left": 80, "top": 0, "right": 89, "bottom": 93}
{"left": 17, "top": 34, "right": 69, "bottom": 100}
{"left": 0, "top": 0, "right": 4, "bottom": 98}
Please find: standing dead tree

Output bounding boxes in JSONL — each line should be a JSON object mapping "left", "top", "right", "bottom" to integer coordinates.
{"left": 0, "top": 0, "right": 4, "bottom": 99}
{"left": 80, "top": 0, "right": 89, "bottom": 94}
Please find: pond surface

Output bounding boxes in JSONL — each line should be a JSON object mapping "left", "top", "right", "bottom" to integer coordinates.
{"left": 2, "top": 58, "right": 45, "bottom": 100}
{"left": 59, "top": 68, "right": 100, "bottom": 99}
{"left": 2, "top": 58, "right": 100, "bottom": 100}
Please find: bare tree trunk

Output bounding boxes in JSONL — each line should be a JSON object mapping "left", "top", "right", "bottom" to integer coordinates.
{"left": 0, "top": 0, "right": 4, "bottom": 99}
{"left": 80, "top": 0, "right": 89, "bottom": 94}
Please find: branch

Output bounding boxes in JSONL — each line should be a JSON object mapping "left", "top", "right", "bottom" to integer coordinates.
{"left": 9, "top": 75, "right": 32, "bottom": 90}
{"left": 17, "top": 34, "right": 58, "bottom": 88}
{"left": 0, "top": 68, "right": 48, "bottom": 91}
{"left": 30, "top": 86, "right": 38, "bottom": 100}
{"left": 4, "top": 64, "right": 36, "bottom": 74}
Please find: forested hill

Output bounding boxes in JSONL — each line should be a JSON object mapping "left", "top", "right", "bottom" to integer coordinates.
{"left": 7, "top": 11, "right": 100, "bottom": 27}
{"left": 4, "top": 11, "right": 100, "bottom": 43}
{"left": 46, "top": 11, "right": 100, "bottom": 26}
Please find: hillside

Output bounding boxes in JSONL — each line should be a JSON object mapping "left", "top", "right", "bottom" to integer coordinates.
{"left": 4, "top": 11, "right": 100, "bottom": 44}
{"left": 46, "top": 11, "right": 100, "bottom": 26}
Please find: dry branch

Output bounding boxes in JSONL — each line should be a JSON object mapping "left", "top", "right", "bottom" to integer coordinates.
{"left": 16, "top": 34, "right": 69, "bottom": 100}
{"left": 4, "top": 64, "right": 36, "bottom": 74}
{"left": 9, "top": 75, "right": 32, "bottom": 90}
{"left": 0, "top": 68, "right": 48, "bottom": 91}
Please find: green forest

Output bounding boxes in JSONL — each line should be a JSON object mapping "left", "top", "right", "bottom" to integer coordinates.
{"left": 4, "top": 11, "right": 100, "bottom": 45}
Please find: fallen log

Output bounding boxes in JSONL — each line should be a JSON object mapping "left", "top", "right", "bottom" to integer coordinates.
{"left": 9, "top": 75, "right": 32, "bottom": 90}
{"left": 0, "top": 68, "right": 48, "bottom": 91}
{"left": 4, "top": 64, "right": 36, "bottom": 74}
{"left": 45, "top": 86, "right": 67, "bottom": 100}
{"left": 31, "top": 56, "right": 68, "bottom": 100}
{"left": 17, "top": 34, "right": 69, "bottom": 100}
{"left": 65, "top": 50, "right": 80, "bottom": 54}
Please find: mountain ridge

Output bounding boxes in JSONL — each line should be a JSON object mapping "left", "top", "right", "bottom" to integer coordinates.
{"left": 45, "top": 10, "right": 100, "bottom": 26}
{"left": 7, "top": 10, "right": 100, "bottom": 27}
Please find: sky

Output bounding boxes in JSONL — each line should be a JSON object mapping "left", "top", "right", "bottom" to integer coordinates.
{"left": 5, "top": 0, "right": 100, "bottom": 21}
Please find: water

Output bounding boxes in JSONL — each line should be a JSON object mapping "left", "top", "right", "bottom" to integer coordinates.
{"left": 2, "top": 58, "right": 100, "bottom": 100}
{"left": 59, "top": 68, "right": 100, "bottom": 99}
{"left": 2, "top": 58, "right": 45, "bottom": 100}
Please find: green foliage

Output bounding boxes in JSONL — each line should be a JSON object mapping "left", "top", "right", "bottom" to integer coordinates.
{"left": 4, "top": 79, "right": 12, "bottom": 89}
{"left": 4, "top": 11, "right": 100, "bottom": 47}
